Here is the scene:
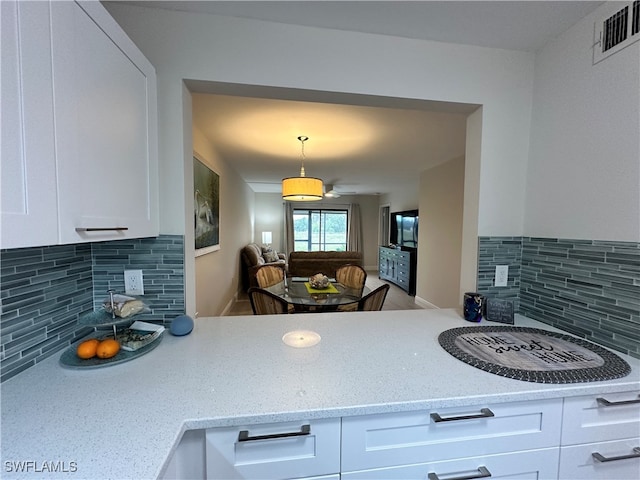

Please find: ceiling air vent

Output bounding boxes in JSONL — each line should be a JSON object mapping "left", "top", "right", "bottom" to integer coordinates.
{"left": 593, "top": 1, "right": 640, "bottom": 64}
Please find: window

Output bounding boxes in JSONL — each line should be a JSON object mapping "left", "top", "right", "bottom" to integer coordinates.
{"left": 293, "top": 209, "right": 348, "bottom": 251}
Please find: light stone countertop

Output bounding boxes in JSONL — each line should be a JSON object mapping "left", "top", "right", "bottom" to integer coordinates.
{"left": 1, "top": 308, "right": 639, "bottom": 479}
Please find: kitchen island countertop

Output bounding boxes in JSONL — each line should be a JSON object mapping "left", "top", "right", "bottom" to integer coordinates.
{"left": 1, "top": 308, "right": 639, "bottom": 479}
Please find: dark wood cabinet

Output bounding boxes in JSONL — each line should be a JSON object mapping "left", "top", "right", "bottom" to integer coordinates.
{"left": 379, "top": 246, "right": 416, "bottom": 295}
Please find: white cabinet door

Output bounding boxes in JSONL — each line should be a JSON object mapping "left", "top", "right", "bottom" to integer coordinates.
{"left": 1, "top": 0, "right": 58, "bottom": 248}
{"left": 342, "top": 447, "right": 560, "bottom": 480}
{"left": 159, "top": 429, "right": 206, "bottom": 480}
{"left": 342, "top": 398, "right": 563, "bottom": 472}
{"left": 559, "top": 438, "right": 640, "bottom": 480}
{"left": 562, "top": 391, "right": 640, "bottom": 445}
{"left": 206, "top": 419, "right": 341, "bottom": 480}
{"left": 50, "top": 1, "right": 158, "bottom": 244}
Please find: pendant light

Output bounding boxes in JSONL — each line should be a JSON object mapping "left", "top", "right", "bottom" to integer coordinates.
{"left": 282, "top": 136, "right": 324, "bottom": 201}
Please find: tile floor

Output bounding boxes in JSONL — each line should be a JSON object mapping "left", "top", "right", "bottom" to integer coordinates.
{"left": 226, "top": 270, "right": 426, "bottom": 316}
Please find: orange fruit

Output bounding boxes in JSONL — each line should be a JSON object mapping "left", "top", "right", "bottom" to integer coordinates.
{"left": 96, "top": 338, "right": 121, "bottom": 359}
{"left": 76, "top": 338, "right": 99, "bottom": 359}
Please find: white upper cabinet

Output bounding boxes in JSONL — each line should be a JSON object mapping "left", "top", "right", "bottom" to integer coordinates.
{"left": 1, "top": 0, "right": 158, "bottom": 249}
{"left": 1, "top": 1, "right": 59, "bottom": 248}
{"left": 51, "top": 1, "right": 158, "bottom": 244}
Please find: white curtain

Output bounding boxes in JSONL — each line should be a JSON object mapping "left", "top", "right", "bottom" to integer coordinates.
{"left": 348, "top": 203, "right": 362, "bottom": 252}
{"left": 284, "top": 202, "right": 295, "bottom": 256}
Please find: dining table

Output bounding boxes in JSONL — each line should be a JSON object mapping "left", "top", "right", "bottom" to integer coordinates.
{"left": 266, "top": 277, "right": 370, "bottom": 312}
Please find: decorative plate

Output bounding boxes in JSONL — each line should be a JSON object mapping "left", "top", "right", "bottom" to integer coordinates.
{"left": 59, "top": 333, "right": 163, "bottom": 369}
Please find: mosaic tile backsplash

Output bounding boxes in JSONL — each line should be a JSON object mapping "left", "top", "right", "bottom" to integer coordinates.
{"left": 1, "top": 235, "right": 185, "bottom": 382}
{"left": 519, "top": 238, "right": 639, "bottom": 359}
{"left": 478, "top": 237, "right": 640, "bottom": 359}
{"left": 2, "top": 234, "right": 637, "bottom": 382}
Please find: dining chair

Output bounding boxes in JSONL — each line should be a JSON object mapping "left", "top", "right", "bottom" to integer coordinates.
{"left": 357, "top": 284, "right": 390, "bottom": 311}
{"left": 335, "top": 264, "right": 367, "bottom": 291}
{"left": 255, "top": 265, "right": 286, "bottom": 288}
{"left": 247, "top": 287, "right": 291, "bottom": 315}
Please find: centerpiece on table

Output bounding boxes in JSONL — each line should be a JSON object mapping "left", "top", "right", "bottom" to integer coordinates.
{"left": 309, "top": 273, "right": 330, "bottom": 289}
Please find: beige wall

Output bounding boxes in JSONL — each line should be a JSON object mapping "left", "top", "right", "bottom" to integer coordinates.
{"left": 255, "top": 193, "right": 285, "bottom": 252}
{"left": 417, "top": 156, "right": 465, "bottom": 308}
{"left": 193, "top": 126, "right": 254, "bottom": 316}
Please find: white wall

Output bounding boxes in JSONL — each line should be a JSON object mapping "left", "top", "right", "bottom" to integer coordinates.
{"left": 104, "top": 4, "right": 538, "bottom": 311}
{"left": 418, "top": 156, "right": 465, "bottom": 308}
{"left": 526, "top": 3, "right": 640, "bottom": 241}
{"left": 193, "top": 126, "right": 254, "bottom": 316}
{"left": 105, "top": 3, "right": 535, "bottom": 241}
{"left": 379, "top": 188, "right": 420, "bottom": 213}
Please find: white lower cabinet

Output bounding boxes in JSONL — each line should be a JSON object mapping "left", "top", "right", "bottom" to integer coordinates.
{"left": 163, "top": 393, "right": 640, "bottom": 479}
{"left": 161, "top": 429, "right": 207, "bottom": 480}
{"left": 559, "top": 391, "right": 640, "bottom": 479}
{"left": 561, "top": 391, "right": 640, "bottom": 445}
{"left": 559, "top": 438, "right": 640, "bottom": 479}
{"left": 342, "top": 448, "right": 560, "bottom": 480}
{"left": 341, "top": 398, "right": 563, "bottom": 472}
{"left": 205, "top": 419, "right": 341, "bottom": 479}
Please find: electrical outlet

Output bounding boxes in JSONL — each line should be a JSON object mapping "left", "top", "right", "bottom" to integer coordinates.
{"left": 124, "top": 269, "right": 144, "bottom": 295}
{"left": 495, "top": 265, "right": 509, "bottom": 287}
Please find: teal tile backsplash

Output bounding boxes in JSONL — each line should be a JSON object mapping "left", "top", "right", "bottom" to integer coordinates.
{"left": 2, "top": 234, "right": 637, "bottom": 382}
{"left": 478, "top": 236, "right": 640, "bottom": 359}
{"left": 1, "top": 235, "right": 185, "bottom": 382}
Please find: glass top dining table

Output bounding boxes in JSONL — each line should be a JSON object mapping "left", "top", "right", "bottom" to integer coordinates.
{"left": 266, "top": 277, "right": 370, "bottom": 312}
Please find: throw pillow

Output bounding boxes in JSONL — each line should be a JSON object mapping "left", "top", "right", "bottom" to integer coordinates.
{"left": 263, "top": 250, "right": 279, "bottom": 262}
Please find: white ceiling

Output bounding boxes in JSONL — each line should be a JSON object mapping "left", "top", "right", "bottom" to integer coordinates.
{"left": 112, "top": 1, "right": 603, "bottom": 196}
{"left": 119, "top": 1, "right": 603, "bottom": 52}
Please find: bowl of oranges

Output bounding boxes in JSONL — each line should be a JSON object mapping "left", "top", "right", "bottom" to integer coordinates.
{"left": 60, "top": 331, "right": 162, "bottom": 369}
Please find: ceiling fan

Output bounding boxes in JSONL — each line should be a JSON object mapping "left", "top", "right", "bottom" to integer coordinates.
{"left": 324, "top": 185, "right": 340, "bottom": 198}
{"left": 324, "top": 184, "right": 356, "bottom": 198}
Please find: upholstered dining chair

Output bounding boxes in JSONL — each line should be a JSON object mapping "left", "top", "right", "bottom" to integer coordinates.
{"left": 247, "top": 287, "right": 291, "bottom": 315}
{"left": 335, "top": 264, "right": 367, "bottom": 291}
{"left": 357, "top": 284, "right": 390, "bottom": 311}
{"left": 255, "top": 265, "right": 286, "bottom": 289}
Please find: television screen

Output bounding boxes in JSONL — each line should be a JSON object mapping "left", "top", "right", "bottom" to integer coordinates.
{"left": 390, "top": 210, "right": 418, "bottom": 248}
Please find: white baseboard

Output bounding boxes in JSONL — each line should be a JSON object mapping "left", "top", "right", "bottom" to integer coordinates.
{"left": 415, "top": 295, "right": 439, "bottom": 309}
{"left": 219, "top": 291, "right": 240, "bottom": 316}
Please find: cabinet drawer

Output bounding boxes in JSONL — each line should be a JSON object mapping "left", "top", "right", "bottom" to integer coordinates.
{"left": 396, "top": 270, "right": 409, "bottom": 282}
{"left": 559, "top": 438, "right": 640, "bottom": 479}
{"left": 342, "top": 447, "right": 560, "bottom": 480}
{"left": 562, "top": 391, "right": 640, "bottom": 445}
{"left": 206, "top": 418, "right": 340, "bottom": 479}
{"left": 341, "top": 399, "right": 562, "bottom": 471}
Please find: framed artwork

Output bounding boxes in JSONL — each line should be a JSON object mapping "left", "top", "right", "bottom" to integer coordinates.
{"left": 194, "top": 156, "right": 220, "bottom": 256}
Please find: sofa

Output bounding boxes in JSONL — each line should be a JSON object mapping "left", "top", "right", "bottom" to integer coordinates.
{"left": 288, "top": 251, "right": 363, "bottom": 279}
{"left": 241, "top": 243, "right": 286, "bottom": 291}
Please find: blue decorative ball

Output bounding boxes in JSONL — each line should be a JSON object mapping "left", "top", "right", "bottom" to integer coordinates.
{"left": 170, "top": 315, "right": 194, "bottom": 336}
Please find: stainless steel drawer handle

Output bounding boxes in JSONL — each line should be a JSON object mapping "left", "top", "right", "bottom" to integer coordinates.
{"left": 596, "top": 395, "right": 640, "bottom": 407}
{"left": 428, "top": 466, "right": 491, "bottom": 480}
{"left": 431, "top": 408, "right": 494, "bottom": 423}
{"left": 75, "top": 227, "right": 129, "bottom": 232}
{"left": 238, "top": 424, "right": 310, "bottom": 442}
{"left": 592, "top": 447, "right": 640, "bottom": 463}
